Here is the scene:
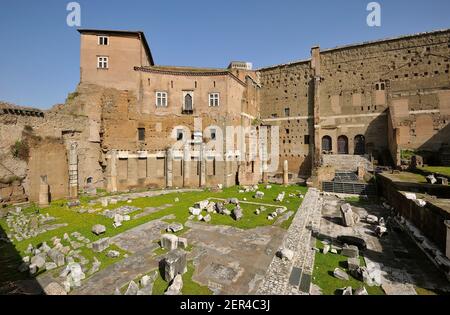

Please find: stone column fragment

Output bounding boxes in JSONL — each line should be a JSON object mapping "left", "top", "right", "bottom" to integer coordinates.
{"left": 283, "top": 160, "right": 289, "bottom": 186}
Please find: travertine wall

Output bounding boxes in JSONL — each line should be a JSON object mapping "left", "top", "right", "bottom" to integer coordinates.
{"left": 259, "top": 29, "right": 450, "bottom": 175}
{"left": 0, "top": 97, "right": 101, "bottom": 203}
{"left": 258, "top": 61, "right": 314, "bottom": 176}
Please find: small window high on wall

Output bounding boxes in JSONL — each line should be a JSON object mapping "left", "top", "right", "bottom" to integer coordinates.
{"left": 138, "top": 128, "right": 145, "bottom": 141}
{"left": 98, "top": 36, "right": 109, "bottom": 46}
{"left": 375, "top": 82, "right": 385, "bottom": 91}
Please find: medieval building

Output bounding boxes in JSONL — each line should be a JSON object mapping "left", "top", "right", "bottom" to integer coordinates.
{"left": 0, "top": 28, "right": 449, "bottom": 204}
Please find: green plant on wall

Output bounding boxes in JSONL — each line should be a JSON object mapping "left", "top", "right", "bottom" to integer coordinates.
{"left": 400, "top": 149, "right": 416, "bottom": 160}
{"left": 251, "top": 118, "right": 262, "bottom": 126}
{"left": 10, "top": 140, "right": 30, "bottom": 161}
{"left": 66, "top": 91, "right": 79, "bottom": 102}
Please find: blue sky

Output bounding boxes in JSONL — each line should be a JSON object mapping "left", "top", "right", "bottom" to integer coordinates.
{"left": 0, "top": 0, "right": 449, "bottom": 109}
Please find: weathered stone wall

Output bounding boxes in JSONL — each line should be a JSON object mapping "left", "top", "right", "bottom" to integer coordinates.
{"left": 258, "top": 61, "right": 314, "bottom": 177}
{"left": 27, "top": 139, "right": 69, "bottom": 202}
{"left": 377, "top": 173, "right": 450, "bottom": 252}
{"left": 259, "top": 29, "right": 450, "bottom": 174}
{"left": 0, "top": 86, "right": 105, "bottom": 203}
{"left": 322, "top": 154, "right": 372, "bottom": 172}
{"left": 2, "top": 29, "right": 450, "bottom": 203}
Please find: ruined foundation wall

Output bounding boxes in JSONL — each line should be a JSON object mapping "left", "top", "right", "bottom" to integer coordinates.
{"left": 0, "top": 84, "right": 106, "bottom": 203}
{"left": 377, "top": 174, "right": 450, "bottom": 252}
{"left": 258, "top": 62, "right": 314, "bottom": 177}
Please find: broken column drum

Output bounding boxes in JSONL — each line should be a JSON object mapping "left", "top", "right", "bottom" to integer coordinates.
{"left": 283, "top": 160, "right": 289, "bottom": 185}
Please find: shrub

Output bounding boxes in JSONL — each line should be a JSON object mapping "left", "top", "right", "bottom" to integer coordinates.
{"left": 66, "top": 91, "right": 79, "bottom": 102}
{"left": 10, "top": 140, "right": 30, "bottom": 161}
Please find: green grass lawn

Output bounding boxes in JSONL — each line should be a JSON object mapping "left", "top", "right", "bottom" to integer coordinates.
{"left": 151, "top": 261, "right": 212, "bottom": 295}
{"left": 388, "top": 172, "right": 428, "bottom": 184}
{"left": 123, "top": 243, "right": 211, "bottom": 295}
{"left": 312, "top": 241, "right": 385, "bottom": 295}
{"left": 0, "top": 184, "right": 307, "bottom": 284}
{"left": 419, "top": 166, "right": 450, "bottom": 178}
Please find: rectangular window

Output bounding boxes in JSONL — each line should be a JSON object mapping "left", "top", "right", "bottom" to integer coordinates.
{"left": 97, "top": 56, "right": 109, "bottom": 69}
{"left": 209, "top": 93, "right": 220, "bottom": 107}
{"left": 98, "top": 36, "right": 109, "bottom": 46}
{"left": 138, "top": 128, "right": 145, "bottom": 141}
{"left": 156, "top": 92, "right": 168, "bottom": 107}
{"left": 210, "top": 128, "right": 216, "bottom": 140}
{"left": 284, "top": 108, "right": 290, "bottom": 117}
{"left": 304, "top": 135, "right": 310, "bottom": 144}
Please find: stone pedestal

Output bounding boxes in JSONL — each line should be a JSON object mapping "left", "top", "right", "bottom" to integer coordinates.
{"left": 445, "top": 220, "right": 450, "bottom": 260}
{"left": 283, "top": 160, "right": 289, "bottom": 186}
{"left": 39, "top": 176, "right": 49, "bottom": 207}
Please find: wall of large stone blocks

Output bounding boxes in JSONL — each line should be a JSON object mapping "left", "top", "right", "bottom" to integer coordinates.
{"left": 258, "top": 62, "right": 314, "bottom": 176}
{"left": 109, "top": 152, "right": 239, "bottom": 191}
{"left": 0, "top": 100, "right": 100, "bottom": 202}
{"left": 378, "top": 174, "right": 450, "bottom": 252}
{"left": 319, "top": 30, "right": 450, "bottom": 165}
{"left": 27, "top": 140, "right": 69, "bottom": 202}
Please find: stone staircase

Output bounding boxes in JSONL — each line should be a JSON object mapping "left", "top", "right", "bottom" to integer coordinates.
{"left": 322, "top": 181, "right": 377, "bottom": 196}
{"left": 322, "top": 154, "right": 373, "bottom": 172}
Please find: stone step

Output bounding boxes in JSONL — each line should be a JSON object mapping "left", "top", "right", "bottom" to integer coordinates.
{"left": 322, "top": 182, "right": 377, "bottom": 195}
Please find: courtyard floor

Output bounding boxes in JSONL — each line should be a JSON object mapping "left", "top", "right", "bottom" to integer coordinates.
{"left": 313, "top": 194, "right": 450, "bottom": 295}
{"left": 0, "top": 184, "right": 307, "bottom": 295}
{"left": 1, "top": 184, "right": 449, "bottom": 295}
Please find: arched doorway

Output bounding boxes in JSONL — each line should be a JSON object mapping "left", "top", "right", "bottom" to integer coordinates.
{"left": 322, "top": 136, "right": 332, "bottom": 153}
{"left": 354, "top": 135, "right": 366, "bottom": 155}
{"left": 337, "top": 136, "right": 349, "bottom": 154}
{"left": 184, "top": 94, "right": 193, "bottom": 111}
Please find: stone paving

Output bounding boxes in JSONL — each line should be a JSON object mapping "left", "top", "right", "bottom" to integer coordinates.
{"left": 37, "top": 219, "right": 168, "bottom": 295}
{"left": 185, "top": 221, "right": 286, "bottom": 295}
{"left": 318, "top": 194, "right": 450, "bottom": 295}
{"left": 256, "top": 188, "right": 322, "bottom": 295}
{"left": 94, "top": 188, "right": 201, "bottom": 204}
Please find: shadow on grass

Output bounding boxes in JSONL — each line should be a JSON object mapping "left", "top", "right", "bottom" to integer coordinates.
{"left": 0, "top": 222, "right": 43, "bottom": 295}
